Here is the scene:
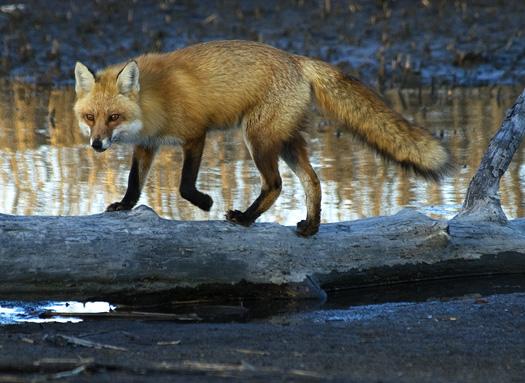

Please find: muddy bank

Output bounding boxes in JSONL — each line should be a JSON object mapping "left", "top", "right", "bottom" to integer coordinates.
{"left": 1, "top": 0, "right": 524, "bottom": 87}
{"left": 1, "top": 292, "right": 524, "bottom": 382}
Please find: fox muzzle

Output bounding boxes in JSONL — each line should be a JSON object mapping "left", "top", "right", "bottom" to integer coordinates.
{"left": 90, "top": 137, "right": 111, "bottom": 152}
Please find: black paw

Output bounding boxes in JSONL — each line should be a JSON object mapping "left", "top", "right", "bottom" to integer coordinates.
{"left": 225, "top": 209, "right": 254, "bottom": 227}
{"left": 196, "top": 194, "right": 214, "bottom": 211}
{"left": 181, "top": 188, "right": 214, "bottom": 212}
{"left": 296, "top": 219, "right": 319, "bottom": 237}
{"left": 106, "top": 201, "right": 134, "bottom": 212}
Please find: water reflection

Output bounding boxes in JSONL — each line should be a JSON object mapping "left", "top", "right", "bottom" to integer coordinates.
{"left": 0, "top": 80, "right": 523, "bottom": 223}
{"left": 0, "top": 301, "right": 112, "bottom": 324}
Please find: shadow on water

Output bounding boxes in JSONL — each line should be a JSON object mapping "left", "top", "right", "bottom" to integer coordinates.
{"left": 2, "top": 274, "right": 525, "bottom": 325}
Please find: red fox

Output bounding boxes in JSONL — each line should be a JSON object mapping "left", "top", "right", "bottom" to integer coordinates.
{"left": 74, "top": 40, "right": 450, "bottom": 236}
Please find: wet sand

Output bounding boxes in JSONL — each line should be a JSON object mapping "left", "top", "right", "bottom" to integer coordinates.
{"left": 1, "top": 293, "right": 524, "bottom": 382}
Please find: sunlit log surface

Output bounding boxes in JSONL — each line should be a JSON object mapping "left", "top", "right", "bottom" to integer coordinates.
{"left": 1, "top": 206, "right": 524, "bottom": 303}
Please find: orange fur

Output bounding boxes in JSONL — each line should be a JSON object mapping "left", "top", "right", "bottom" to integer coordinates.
{"left": 74, "top": 40, "right": 450, "bottom": 236}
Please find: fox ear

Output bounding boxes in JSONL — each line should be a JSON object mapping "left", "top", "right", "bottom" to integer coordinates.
{"left": 116, "top": 60, "right": 140, "bottom": 94}
{"left": 75, "top": 62, "right": 95, "bottom": 94}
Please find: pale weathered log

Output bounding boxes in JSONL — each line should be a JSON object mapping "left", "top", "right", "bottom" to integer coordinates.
{"left": 1, "top": 206, "right": 524, "bottom": 302}
{"left": 455, "top": 88, "right": 525, "bottom": 222}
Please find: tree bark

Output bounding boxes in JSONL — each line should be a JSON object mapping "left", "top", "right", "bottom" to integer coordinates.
{"left": 454, "top": 88, "right": 525, "bottom": 222}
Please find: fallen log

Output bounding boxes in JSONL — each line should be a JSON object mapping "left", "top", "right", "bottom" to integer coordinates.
{"left": 2, "top": 87, "right": 525, "bottom": 303}
{"left": 1, "top": 206, "right": 524, "bottom": 303}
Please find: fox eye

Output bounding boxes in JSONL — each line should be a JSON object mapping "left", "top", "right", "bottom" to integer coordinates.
{"left": 85, "top": 113, "right": 95, "bottom": 121}
{"left": 109, "top": 114, "right": 120, "bottom": 122}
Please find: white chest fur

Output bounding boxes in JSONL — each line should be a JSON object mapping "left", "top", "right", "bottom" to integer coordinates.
{"left": 112, "top": 120, "right": 183, "bottom": 147}
{"left": 111, "top": 120, "right": 144, "bottom": 143}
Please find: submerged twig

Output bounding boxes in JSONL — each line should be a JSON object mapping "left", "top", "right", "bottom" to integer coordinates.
{"left": 45, "top": 334, "right": 127, "bottom": 352}
{"left": 41, "top": 311, "right": 201, "bottom": 322}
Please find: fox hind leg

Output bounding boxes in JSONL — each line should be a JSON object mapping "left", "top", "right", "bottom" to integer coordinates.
{"left": 226, "top": 78, "right": 311, "bottom": 229}
{"left": 281, "top": 133, "right": 321, "bottom": 236}
{"left": 179, "top": 135, "right": 213, "bottom": 211}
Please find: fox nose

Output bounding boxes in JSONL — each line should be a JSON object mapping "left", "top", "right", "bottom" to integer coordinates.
{"left": 91, "top": 138, "right": 105, "bottom": 152}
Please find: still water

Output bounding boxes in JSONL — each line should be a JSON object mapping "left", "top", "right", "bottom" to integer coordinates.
{"left": 0, "top": 80, "right": 524, "bottom": 223}
{"left": 3, "top": 275, "right": 525, "bottom": 324}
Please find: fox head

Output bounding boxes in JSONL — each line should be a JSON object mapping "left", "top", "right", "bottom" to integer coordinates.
{"left": 73, "top": 61, "right": 143, "bottom": 152}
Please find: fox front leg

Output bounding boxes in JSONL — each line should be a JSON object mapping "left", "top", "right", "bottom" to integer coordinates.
{"left": 106, "top": 145, "right": 158, "bottom": 211}
{"left": 179, "top": 136, "right": 213, "bottom": 211}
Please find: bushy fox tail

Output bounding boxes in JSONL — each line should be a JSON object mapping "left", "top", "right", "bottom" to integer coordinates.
{"left": 299, "top": 57, "right": 450, "bottom": 180}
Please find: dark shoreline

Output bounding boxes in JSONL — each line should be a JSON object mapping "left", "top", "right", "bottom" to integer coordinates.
{"left": 1, "top": 0, "right": 524, "bottom": 88}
